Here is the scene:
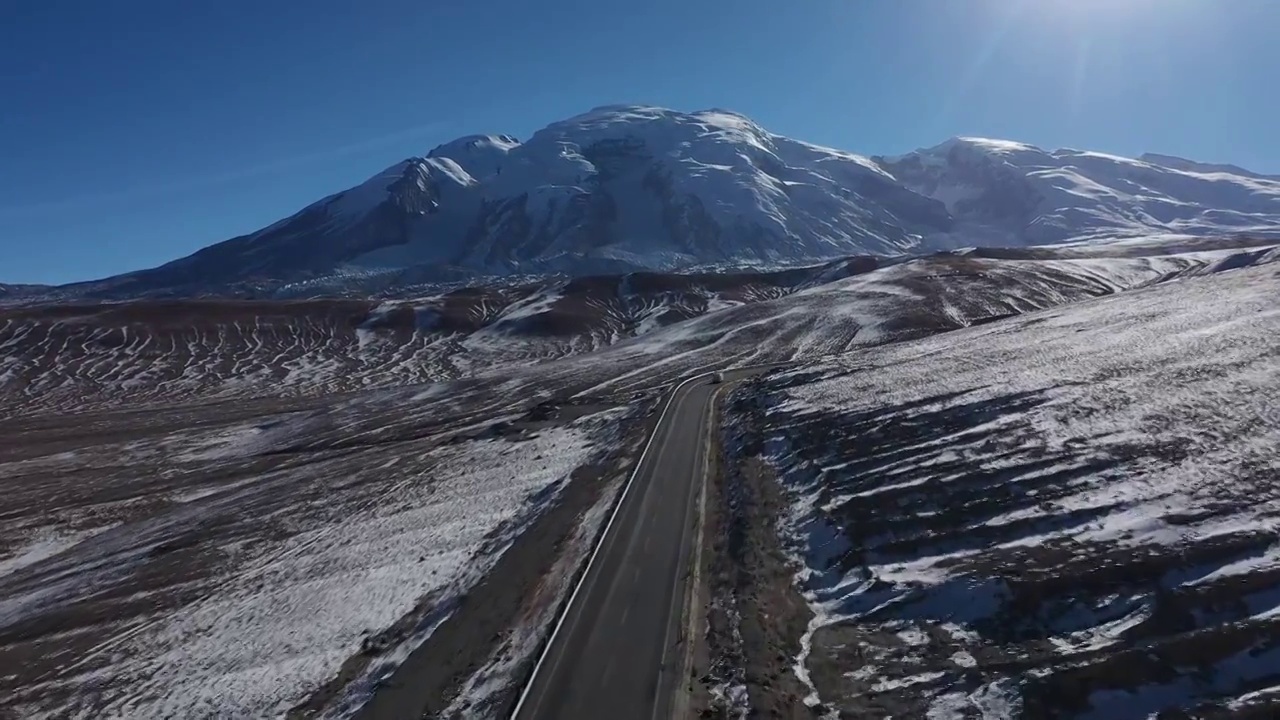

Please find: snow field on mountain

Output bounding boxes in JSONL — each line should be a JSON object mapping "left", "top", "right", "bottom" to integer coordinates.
{"left": 885, "top": 135, "right": 1280, "bottom": 247}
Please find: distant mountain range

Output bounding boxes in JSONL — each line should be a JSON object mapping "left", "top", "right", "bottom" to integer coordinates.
{"left": 20, "top": 105, "right": 1280, "bottom": 300}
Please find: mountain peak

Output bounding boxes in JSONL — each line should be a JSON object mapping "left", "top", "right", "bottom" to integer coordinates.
{"left": 427, "top": 134, "right": 520, "bottom": 157}
{"left": 425, "top": 134, "right": 520, "bottom": 182}
{"left": 54, "top": 106, "right": 1280, "bottom": 299}
{"left": 559, "top": 104, "right": 671, "bottom": 124}
{"left": 934, "top": 137, "right": 1044, "bottom": 157}
{"left": 878, "top": 137, "right": 1046, "bottom": 167}
{"left": 549, "top": 105, "right": 763, "bottom": 134}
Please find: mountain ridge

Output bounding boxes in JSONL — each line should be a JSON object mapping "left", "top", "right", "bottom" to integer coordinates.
{"left": 26, "top": 105, "right": 1280, "bottom": 300}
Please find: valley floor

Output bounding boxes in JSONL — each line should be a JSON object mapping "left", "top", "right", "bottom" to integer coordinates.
{"left": 709, "top": 261, "right": 1280, "bottom": 718}
{"left": 2, "top": 240, "right": 1278, "bottom": 719}
{"left": 0, "top": 377, "right": 656, "bottom": 718}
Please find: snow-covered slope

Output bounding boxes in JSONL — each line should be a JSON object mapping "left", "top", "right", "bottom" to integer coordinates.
{"left": 0, "top": 266, "right": 836, "bottom": 415}
{"left": 879, "top": 137, "right": 1280, "bottom": 247}
{"left": 5, "top": 238, "right": 1280, "bottom": 718}
{"left": 572, "top": 240, "right": 1280, "bottom": 394}
{"left": 36, "top": 107, "right": 1280, "bottom": 300}
{"left": 0, "top": 284, "right": 51, "bottom": 304}
{"left": 388, "top": 105, "right": 950, "bottom": 272}
{"left": 0, "top": 366, "right": 645, "bottom": 719}
{"left": 6, "top": 240, "right": 1278, "bottom": 416}
{"left": 59, "top": 106, "right": 953, "bottom": 298}
{"left": 1139, "top": 152, "right": 1280, "bottom": 181}
{"left": 726, "top": 258, "right": 1280, "bottom": 717}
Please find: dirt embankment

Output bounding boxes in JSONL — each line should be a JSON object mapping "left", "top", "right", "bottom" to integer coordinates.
{"left": 692, "top": 383, "right": 817, "bottom": 718}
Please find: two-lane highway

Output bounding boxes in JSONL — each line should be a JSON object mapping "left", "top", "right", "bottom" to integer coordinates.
{"left": 512, "top": 370, "right": 756, "bottom": 720}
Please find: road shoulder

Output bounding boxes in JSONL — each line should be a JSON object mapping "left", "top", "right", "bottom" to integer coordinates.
{"left": 673, "top": 382, "right": 727, "bottom": 719}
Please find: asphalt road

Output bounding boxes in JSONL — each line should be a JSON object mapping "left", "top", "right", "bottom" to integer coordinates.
{"left": 512, "top": 370, "right": 756, "bottom": 720}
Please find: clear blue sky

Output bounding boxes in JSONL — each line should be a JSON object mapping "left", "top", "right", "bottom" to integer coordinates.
{"left": 3, "top": 0, "right": 1276, "bottom": 284}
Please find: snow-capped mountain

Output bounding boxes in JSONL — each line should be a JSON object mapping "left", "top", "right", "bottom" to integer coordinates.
{"left": 52, "top": 106, "right": 1280, "bottom": 299}
{"left": 878, "top": 137, "right": 1280, "bottom": 246}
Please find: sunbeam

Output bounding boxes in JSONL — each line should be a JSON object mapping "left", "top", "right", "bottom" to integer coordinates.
{"left": 938, "top": 1, "right": 1029, "bottom": 123}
